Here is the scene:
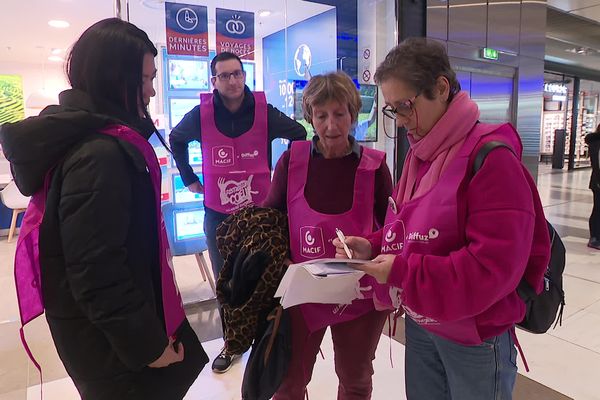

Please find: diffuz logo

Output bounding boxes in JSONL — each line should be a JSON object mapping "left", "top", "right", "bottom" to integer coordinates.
{"left": 212, "top": 146, "right": 234, "bottom": 167}
{"left": 241, "top": 150, "right": 259, "bottom": 159}
{"left": 300, "top": 226, "right": 325, "bottom": 258}
{"left": 407, "top": 228, "right": 440, "bottom": 243}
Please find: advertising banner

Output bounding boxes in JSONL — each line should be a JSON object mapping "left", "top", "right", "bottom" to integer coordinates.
{"left": 216, "top": 8, "right": 255, "bottom": 60}
{"left": 262, "top": 9, "right": 337, "bottom": 114}
{"left": 0, "top": 75, "right": 25, "bottom": 125}
{"left": 165, "top": 2, "right": 208, "bottom": 56}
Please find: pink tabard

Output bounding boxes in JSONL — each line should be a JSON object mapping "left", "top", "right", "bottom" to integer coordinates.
{"left": 378, "top": 123, "right": 521, "bottom": 345}
{"left": 287, "top": 141, "right": 385, "bottom": 332}
{"left": 200, "top": 92, "right": 271, "bottom": 214}
{"left": 15, "top": 124, "right": 186, "bottom": 374}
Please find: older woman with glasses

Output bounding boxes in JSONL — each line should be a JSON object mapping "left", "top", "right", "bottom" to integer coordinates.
{"left": 334, "top": 38, "right": 550, "bottom": 400}
{"left": 263, "top": 71, "right": 393, "bottom": 400}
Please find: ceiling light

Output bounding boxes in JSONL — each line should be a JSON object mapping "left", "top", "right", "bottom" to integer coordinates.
{"left": 48, "top": 55, "right": 64, "bottom": 62}
{"left": 50, "top": 48, "right": 63, "bottom": 55}
{"left": 48, "top": 20, "right": 70, "bottom": 28}
{"left": 565, "top": 46, "right": 592, "bottom": 56}
{"left": 258, "top": 10, "right": 272, "bottom": 17}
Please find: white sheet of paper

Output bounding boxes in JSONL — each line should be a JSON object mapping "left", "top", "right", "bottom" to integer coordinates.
{"left": 275, "top": 258, "right": 367, "bottom": 309}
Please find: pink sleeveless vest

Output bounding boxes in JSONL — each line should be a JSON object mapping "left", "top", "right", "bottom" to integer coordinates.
{"left": 200, "top": 92, "right": 270, "bottom": 214}
{"left": 14, "top": 124, "right": 186, "bottom": 371}
{"left": 378, "top": 123, "right": 521, "bottom": 344}
{"left": 287, "top": 141, "right": 385, "bottom": 332}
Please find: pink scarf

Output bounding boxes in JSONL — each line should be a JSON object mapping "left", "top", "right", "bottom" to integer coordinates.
{"left": 395, "top": 91, "right": 480, "bottom": 204}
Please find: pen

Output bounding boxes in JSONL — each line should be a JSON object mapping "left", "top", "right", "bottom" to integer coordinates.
{"left": 335, "top": 228, "right": 353, "bottom": 259}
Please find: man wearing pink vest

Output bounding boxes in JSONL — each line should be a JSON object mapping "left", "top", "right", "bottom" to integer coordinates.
{"left": 169, "top": 52, "right": 306, "bottom": 372}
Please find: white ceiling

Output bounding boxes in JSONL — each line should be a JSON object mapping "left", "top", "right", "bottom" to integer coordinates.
{"left": 0, "top": 0, "right": 331, "bottom": 67}
{"left": 548, "top": 0, "right": 600, "bottom": 22}
{"left": 3, "top": 0, "right": 600, "bottom": 75}
{"left": 545, "top": 5, "right": 600, "bottom": 72}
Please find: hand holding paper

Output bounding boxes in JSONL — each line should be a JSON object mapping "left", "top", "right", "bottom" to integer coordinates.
{"left": 351, "top": 254, "right": 396, "bottom": 284}
{"left": 274, "top": 258, "right": 368, "bottom": 308}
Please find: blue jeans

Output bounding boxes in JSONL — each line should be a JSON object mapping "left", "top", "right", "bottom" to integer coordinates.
{"left": 203, "top": 208, "right": 227, "bottom": 280}
{"left": 405, "top": 316, "right": 517, "bottom": 400}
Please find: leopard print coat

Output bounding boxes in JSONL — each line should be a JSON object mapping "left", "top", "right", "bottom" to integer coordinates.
{"left": 215, "top": 206, "right": 289, "bottom": 355}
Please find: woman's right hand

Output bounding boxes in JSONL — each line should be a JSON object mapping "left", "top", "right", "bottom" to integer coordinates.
{"left": 333, "top": 236, "right": 372, "bottom": 260}
{"left": 148, "top": 337, "right": 184, "bottom": 368}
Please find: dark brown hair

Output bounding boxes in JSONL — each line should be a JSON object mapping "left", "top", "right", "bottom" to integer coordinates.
{"left": 302, "top": 71, "right": 362, "bottom": 124}
{"left": 374, "top": 37, "right": 460, "bottom": 102}
{"left": 67, "top": 18, "right": 157, "bottom": 121}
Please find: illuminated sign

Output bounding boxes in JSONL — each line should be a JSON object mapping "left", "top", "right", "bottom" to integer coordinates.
{"left": 481, "top": 47, "right": 499, "bottom": 60}
{"left": 544, "top": 83, "right": 568, "bottom": 95}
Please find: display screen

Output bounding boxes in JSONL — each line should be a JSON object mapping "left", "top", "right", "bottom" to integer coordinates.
{"left": 242, "top": 62, "right": 255, "bottom": 91}
{"left": 169, "top": 97, "right": 198, "bottom": 128}
{"left": 188, "top": 141, "right": 202, "bottom": 166}
{"left": 174, "top": 209, "right": 205, "bottom": 241}
{"left": 293, "top": 81, "right": 378, "bottom": 142}
{"left": 172, "top": 174, "right": 204, "bottom": 204}
{"left": 168, "top": 59, "right": 210, "bottom": 90}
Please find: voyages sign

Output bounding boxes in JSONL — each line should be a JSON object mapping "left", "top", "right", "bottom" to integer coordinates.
{"left": 215, "top": 8, "right": 255, "bottom": 60}
{"left": 165, "top": 2, "right": 209, "bottom": 56}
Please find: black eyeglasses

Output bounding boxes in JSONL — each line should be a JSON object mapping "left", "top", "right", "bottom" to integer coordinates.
{"left": 212, "top": 70, "right": 245, "bottom": 82}
{"left": 382, "top": 94, "right": 419, "bottom": 120}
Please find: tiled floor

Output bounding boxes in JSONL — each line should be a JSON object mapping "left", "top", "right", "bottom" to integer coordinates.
{"left": 0, "top": 163, "right": 599, "bottom": 400}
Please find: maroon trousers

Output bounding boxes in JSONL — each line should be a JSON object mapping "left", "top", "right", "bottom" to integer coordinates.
{"left": 273, "top": 307, "right": 389, "bottom": 400}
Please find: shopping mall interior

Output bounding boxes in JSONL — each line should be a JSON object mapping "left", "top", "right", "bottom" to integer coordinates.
{"left": 1, "top": 0, "right": 600, "bottom": 399}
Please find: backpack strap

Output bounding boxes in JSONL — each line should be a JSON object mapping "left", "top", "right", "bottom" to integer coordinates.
{"left": 472, "top": 141, "right": 515, "bottom": 174}
{"left": 472, "top": 141, "right": 537, "bottom": 302}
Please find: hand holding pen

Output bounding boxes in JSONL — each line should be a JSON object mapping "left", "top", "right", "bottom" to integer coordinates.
{"left": 333, "top": 230, "right": 394, "bottom": 284}
{"left": 332, "top": 229, "right": 373, "bottom": 260}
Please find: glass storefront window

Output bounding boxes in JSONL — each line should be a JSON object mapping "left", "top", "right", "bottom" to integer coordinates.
{"left": 125, "top": 0, "right": 398, "bottom": 250}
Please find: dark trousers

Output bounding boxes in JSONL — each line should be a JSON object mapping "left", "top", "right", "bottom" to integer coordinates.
{"left": 273, "top": 308, "right": 388, "bottom": 400}
{"left": 590, "top": 189, "right": 600, "bottom": 239}
{"left": 203, "top": 208, "right": 228, "bottom": 339}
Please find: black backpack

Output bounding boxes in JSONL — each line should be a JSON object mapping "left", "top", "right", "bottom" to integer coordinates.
{"left": 473, "top": 141, "right": 566, "bottom": 334}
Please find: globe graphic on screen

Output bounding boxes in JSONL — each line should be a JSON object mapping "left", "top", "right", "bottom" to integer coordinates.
{"left": 294, "top": 44, "right": 312, "bottom": 78}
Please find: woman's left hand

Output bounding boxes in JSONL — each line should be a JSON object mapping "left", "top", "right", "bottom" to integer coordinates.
{"left": 353, "top": 254, "right": 396, "bottom": 284}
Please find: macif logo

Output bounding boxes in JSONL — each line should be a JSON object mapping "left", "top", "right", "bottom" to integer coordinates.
{"left": 212, "top": 146, "right": 234, "bottom": 167}
{"left": 381, "top": 220, "right": 405, "bottom": 253}
{"left": 300, "top": 226, "right": 325, "bottom": 258}
{"left": 385, "top": 229, "right": 396, "bottom": 243}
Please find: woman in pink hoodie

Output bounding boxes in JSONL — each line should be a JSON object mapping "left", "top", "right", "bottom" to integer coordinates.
{"left": 334, "top": 38, "right": 550, "bottom": 400}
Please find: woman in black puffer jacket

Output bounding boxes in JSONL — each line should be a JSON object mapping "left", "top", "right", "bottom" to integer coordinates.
{"left": 0, "top": 19, "right": 208, "bottom": 399}
{"left": 585, "top": 124, "right": 600, "bottom": 249}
